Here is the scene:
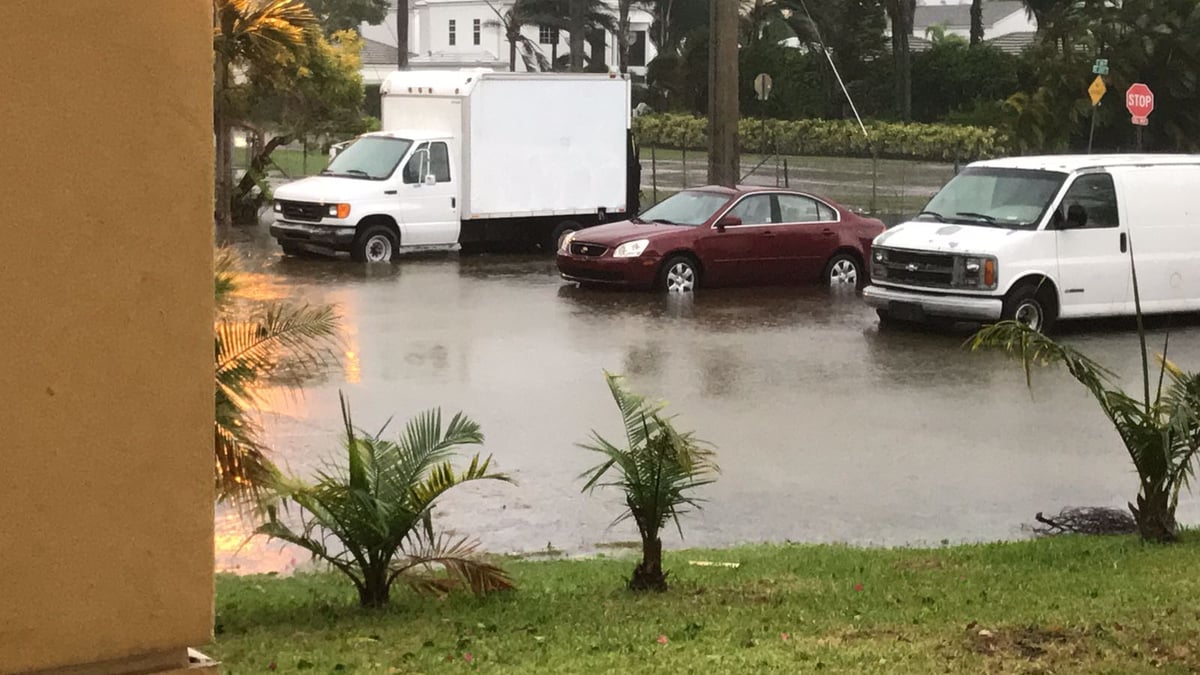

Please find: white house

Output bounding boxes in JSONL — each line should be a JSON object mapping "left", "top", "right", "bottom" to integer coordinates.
{"left": 359, "top": 0, "right": 658, "bottom": 86}
{"left": 912, "top": 0, "right": 1035, "bottom": 45}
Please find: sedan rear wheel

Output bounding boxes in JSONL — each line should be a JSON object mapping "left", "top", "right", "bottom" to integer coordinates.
{"left": 659, "top": 255, "right": 699, "bottom": 293}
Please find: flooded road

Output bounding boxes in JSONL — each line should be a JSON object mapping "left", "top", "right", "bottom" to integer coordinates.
{"left": 217, "top": 232, "right": 1200, "bottom": 573}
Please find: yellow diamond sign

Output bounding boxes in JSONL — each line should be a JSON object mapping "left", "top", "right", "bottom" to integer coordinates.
{"left": 1088, "top": 75, "right": 1107, "bottom": 106}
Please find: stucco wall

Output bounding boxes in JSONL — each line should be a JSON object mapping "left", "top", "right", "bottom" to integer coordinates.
{"left": 0, "top": 2, "right": 214, "bottom": 673}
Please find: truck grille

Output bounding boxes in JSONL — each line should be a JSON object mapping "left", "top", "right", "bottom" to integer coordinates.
{"left": 877, "top": 248, "right": 955, "bottom": 288}
{"left": 278, "top": 200, "right": 324, "bottom": 223}
{"left": 570, "top": 242, "right": 608, "bottom": 257}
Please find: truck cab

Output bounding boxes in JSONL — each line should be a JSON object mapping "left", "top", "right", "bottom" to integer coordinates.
{"left": 270, "top": 130, "right": 459, "bottom": 262}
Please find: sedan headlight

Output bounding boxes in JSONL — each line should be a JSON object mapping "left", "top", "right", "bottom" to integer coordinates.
{"left": 559, "top": 230, "right": 577, "bottom": 253}
{"left": 613, "top": 239, "right": 650, "bottom": 258}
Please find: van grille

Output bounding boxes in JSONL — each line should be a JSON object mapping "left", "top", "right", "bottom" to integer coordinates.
{"left": 278, "top": 200, "right": 325, "bottom": 223}
{"left": 876, "top": 248, "right": 955, "bottom": 288}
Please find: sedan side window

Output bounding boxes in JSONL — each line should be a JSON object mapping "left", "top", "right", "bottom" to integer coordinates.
{"left": 1059, "top": 174, "right": 1119, "bottom": 229}
{"left": 727, "top": 195, "right": 774, "bottom": 225}
{"left": 777, "top": 195, "right": 822, "bottom": 223}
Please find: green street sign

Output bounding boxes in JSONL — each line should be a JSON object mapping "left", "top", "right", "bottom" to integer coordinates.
{"left": 1092, "top": 59, "right": 1109, "bottom": 75}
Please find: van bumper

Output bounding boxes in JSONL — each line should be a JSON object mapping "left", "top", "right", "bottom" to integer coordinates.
{"left": 863, "top": 285, "right": 1003, "bottom": 322}
{"left": 270, "top": 220, "right": 356, "bottom": 249}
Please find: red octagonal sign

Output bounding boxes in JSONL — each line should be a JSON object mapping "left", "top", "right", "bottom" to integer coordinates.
{"left": 1126, "top": 83, "right": 1154, "bottom": 126}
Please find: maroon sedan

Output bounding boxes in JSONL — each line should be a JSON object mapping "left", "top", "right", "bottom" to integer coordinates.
{"left": 557, "top": 186, "right": 886, "bottom": 292}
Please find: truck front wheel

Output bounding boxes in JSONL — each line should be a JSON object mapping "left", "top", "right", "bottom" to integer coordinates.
{"left": 548, "top": 221, "right": 582, "bottom": 253}
{"left": 352, "top": 225, "right": 398, "bottom": 263}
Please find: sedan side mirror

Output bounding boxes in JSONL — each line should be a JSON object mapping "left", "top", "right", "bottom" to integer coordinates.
{"left": 715, "top": 215, "right": 742, "bottom": 232}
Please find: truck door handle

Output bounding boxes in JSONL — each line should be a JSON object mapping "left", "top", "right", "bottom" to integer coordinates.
{"left": 1120, "top": 232, "right": 1127, "bottom": 253}
{"left": 451, "top": 197, "right": 456, "bottom": 209}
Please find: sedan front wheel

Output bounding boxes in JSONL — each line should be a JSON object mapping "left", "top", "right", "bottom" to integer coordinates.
{"left": 659, "top": 255, "right": 700, "bottom": 293}
{"left": 825, "top": 253, "right": 864, "bottom": 290}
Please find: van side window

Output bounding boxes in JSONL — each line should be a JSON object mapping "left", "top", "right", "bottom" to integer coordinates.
{"left": 402, "top": 143, "right": 428, "bottom": 184}
{"left": 1061, "top": 174, "right": 1119, "bottom": 229}
{"left": 429, "top": 142, "right": 451, "bottom": 182}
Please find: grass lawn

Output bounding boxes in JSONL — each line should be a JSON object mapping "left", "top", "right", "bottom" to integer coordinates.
{"left": 210, "top": 535, "right": 1200, "bottom": 673}
{"left": 234, "top": 147, "right": 328, "bottom": 178}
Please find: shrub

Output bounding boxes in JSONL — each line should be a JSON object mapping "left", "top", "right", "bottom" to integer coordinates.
{"left": 633, "top": 113, "right": 1008, "bottom": 162}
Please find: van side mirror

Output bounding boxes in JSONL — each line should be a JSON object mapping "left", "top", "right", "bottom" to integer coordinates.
{"left": 424, "top": 173, "right": 437, "bottom": 186}
{"left": 1066, "top": 203, "right": 1088, "bottom": 229}
{"left": 715, "top": 215, "right": 741, "bottom": 232}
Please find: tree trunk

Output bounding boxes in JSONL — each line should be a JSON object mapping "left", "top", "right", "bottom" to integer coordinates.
{"left": 569, "top": 0, "right": 586, "bottom": 72}
{"left": 707, "top": 0, "right": 739, "bottom": 187}
{"left": 214, "top": 51, "right": 233, "bottom": 229}
{"left": 618, "top": 2, "right": 631, "bottom": 74}
{"left": 1129, "top": 484, "right": 1178, "bottom": 543}
{"left": 629, "top": 536, "right": 668, "bottom": 592}
{"left": 969, "top": 0, "right": 984, "bottom": 45}
{"left": 510, "top": 33, "right": 518, "bottom": 71}
{"left": 552, "top": 39, "right": 559, "bottom": 71}
{"left": 358, "top": 567, "right": 392, "bottom": 608}
{"left": 887, "top": 0, "right": 914, "bottom": 121}
{"left": 397, "top": 0, "right": 410, "bottom": 69}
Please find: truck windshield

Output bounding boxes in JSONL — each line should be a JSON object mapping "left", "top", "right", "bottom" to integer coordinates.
{"left": 920, "top": 167, "right": 1066, "bottom": 229}
{"left": 323, "top": 136, "right": 413, "bottom": 180}
{"left": 637, "top": 190, "right": 732, "bottom": 226}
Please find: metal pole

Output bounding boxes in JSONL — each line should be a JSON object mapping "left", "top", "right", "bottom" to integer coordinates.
{"left": 871, "top": 151, "right": 879, "bottom": 215}
{"left": 1136, "top": 126, "right": 1144, "bottom": 152}
{"left": 1087, "top": 106, "right": 1098, "bottom": 154}
{"left": 682, "top": 146, "right": 687, "bottom": 188}
{"left": 783, "top": 157, "right": 789, "bottom": 188}
{"left": 651, "top": 144, "right": 658, "bottom": 204}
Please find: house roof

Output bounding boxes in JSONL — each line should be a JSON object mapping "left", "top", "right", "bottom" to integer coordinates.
{"left": 913, "top": 0, "right": 1025, "bottom": 32}
{"left": 985, "top": 31, "right": 1036, "bottom": 54}
{"left": 361, "top": 37, "right": 400, "bottom": 65}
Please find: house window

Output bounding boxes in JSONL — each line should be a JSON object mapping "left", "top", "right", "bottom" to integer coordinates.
{"left": 448, "top": 19, "right": 456, "bottom": 46}
{"left": 630, "top": 30, "right": 647, "bottom": 67}
{"left": 473, "top": 19, "right": 481, "bottom": 45}
{"left": 539, "top": 25, "right": 559, "bottom": 45}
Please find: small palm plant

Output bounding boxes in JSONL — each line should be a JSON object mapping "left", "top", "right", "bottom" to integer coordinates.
{"left": 580, "top": 373, "right": 719, "bottom": 591}
{"left": 970, "top": 323, "right": 1200, "bottom": 542}
{"left": 215, "top": 249, "right": 338, "bottom": 503}
{"left": 257, "top": 393, "right": 514, "bottom": 607}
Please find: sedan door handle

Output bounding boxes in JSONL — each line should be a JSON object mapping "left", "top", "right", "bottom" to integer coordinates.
{"left": 821, "top": 228, "right": 836, "bottom": 236}
{"left": 1119, "top": 232, "right": 1127, "bottom": 253}
{"left": 760, "top": 230, "right": 776, "bottom": 237}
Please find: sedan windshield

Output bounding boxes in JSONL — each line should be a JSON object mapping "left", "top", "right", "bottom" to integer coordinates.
{"left": 920, "top": 167, "right": 1066, "bottom": 229}
{"left": 637, "top": 190, "right": 731, "bottom": 226}
{"left": 323, "top": 136, "right": 413, "bottom": 180}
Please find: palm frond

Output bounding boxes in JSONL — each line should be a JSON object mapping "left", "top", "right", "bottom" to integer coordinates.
{"left": 392, "top": 533, "right": 514, "bottom": 596}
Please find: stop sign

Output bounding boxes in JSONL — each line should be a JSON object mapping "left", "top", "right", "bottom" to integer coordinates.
{"left": 1126, "top": 83, "right": 1154, "bottom": 125}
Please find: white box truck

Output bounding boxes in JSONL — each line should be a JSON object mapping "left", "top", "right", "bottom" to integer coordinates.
{"left": 270, "top": 70, "right": 640, "bottom": 261}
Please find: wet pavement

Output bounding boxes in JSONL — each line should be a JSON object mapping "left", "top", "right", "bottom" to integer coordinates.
{"left": 216, "top": 229, "right": 1200, "bottom": 573}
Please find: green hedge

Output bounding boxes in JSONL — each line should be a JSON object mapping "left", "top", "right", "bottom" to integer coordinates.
{"left": 633, "top": 113, "right": 1009, "bottom": 162}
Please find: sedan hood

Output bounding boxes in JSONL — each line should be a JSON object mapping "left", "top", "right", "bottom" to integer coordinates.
{"left": 571, "top": 220, "right": 692, "bottom": 246}
{"left": 274, "top": 176, "right": 390, "bottom": 203}
{"left": 873, "top": 220, "right": 1037, "bottom": 255}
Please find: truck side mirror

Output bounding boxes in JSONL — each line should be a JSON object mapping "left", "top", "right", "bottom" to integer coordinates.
{"left": 715, "top": 215, "right": 741, "bottom": 232}
{"left": 424, "top": 173, "right": 437, "bottom": 186}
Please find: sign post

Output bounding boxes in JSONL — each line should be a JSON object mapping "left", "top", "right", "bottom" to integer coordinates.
{"left": 1125, "top": 82, "right": 1154, "bottom": 151}
{"left": 753, "top": 73, "right": 776, "bottom": 184}
{"left": 1087, "top": 73, "right": 1107, "bottom": 153}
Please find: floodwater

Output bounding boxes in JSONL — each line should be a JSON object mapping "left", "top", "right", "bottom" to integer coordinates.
{"left": 216, "top": 231, "right": 1200, "bottom": 573}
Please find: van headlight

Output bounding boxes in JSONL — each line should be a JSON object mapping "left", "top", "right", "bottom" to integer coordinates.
{"left": 327, "top": 203, "right": 351, "bottom": 219}
{"left": 871, "top": 248, "right": 888, "bottom": 279}
{"left": 957, "top": 255, "right": 997, "bottom": 289}
{"left": 613, "top": 239, "right": 650, "bottom": 258}
{"left": 273, "top": 200, "right": 283, "bottom": 213}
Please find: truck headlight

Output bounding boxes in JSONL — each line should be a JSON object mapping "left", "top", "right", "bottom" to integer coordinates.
{"left": 613, "top": 239, "right": 649, "bottom": 258}
{"left": 273, "top": 201, "right": 282, "bottom": 213}
{"left": 559, "top": 230, "right": 577, "bottom": 253}
{"left": 327, "top": 203, "right": 351, "bottom": 219}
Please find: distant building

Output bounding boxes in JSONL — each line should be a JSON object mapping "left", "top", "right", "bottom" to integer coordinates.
{"left": 358, "top": 0, "right": 657, "bottom": 86}
{"left": 912, "top": 0, "right": 1035, "bottom": 43}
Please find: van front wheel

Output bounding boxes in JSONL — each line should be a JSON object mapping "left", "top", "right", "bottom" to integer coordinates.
{"left": 1002, "top": 282, "right": 1057, "bottom": 333}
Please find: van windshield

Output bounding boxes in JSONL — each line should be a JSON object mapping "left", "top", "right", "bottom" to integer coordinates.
{"left": 323, "top": 136, "right": 413, "bottom": 180}
{"left": 920, "top": 167, "right": 1066, "bottom": 229}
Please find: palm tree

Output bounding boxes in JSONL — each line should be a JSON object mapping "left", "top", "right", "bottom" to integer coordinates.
{"left": 486, "top": 0, "right": 552, "bottom": 72}
{"left": 970, "top": 323, "right": 1200, "bottom": 543}
{"left": 213, "top": 0, "right": 316, "bottom": 228}
{"left": 969, "top": 0, "right": 984, "bottom": 45}
{"left": 525, "top": 0, "right": 618, "bottom": 71}
{"left": 580, "top": 373, "right": 718, "bottom": 591}
{"left": 214, "top": 249, "right": 339, "bottom": 503}
{"left": 615, "top": 0, "right": 649, "bottom": 73}
{"left": 257, "top": 393, "right": 514, "bottom": 608}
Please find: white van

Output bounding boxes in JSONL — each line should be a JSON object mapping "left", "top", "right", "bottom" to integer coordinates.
{"left": 863, "top": 155, "right": 1200, "bottom": 331}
